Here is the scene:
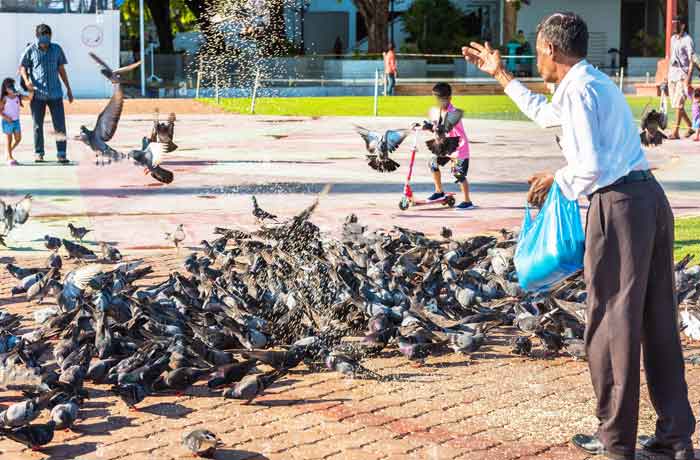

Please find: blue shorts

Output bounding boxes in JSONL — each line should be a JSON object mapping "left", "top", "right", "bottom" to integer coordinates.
{"left": 2, "top": 119, "right": 20, "bottom": 134}
{"left": 693, "top": 118, "right": 700, "bottom": 130}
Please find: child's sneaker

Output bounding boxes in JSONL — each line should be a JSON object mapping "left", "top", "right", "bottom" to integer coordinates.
{"left": 455, "top": 201, "right": 476, "bottom": 210}
{"left": 7, "top": 159, "right": 18, "bottom": 166}
{"left": 426, "top": 192, "right": 445, "bottom": 202}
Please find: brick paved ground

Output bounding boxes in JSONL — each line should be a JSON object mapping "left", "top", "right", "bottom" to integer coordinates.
{"left": 0, "top": 252, "right": 699, "bottom": 460}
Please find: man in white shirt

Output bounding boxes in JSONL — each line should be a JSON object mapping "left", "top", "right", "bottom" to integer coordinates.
{"left": 667, "top": 16, "right": 695, "bottom": 139}
{"left": 464, "top": 12, "right": 695, "bottom": 460}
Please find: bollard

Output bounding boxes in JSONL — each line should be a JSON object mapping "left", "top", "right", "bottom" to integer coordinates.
{"left": 373, "top": 69, "right": 379, "bottom": 117}
{"left": 215, "top": 74, "right": 220, "bottom": 104}
{"left": 251, "top": 69, "right": 261, "bottom": 114}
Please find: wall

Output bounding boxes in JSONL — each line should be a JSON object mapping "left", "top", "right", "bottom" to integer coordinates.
{"left": 517, "top": 0, "right": 621, "bottom": 68}
{"left": 0, "top": 11, "right": 120, "bottom": 99}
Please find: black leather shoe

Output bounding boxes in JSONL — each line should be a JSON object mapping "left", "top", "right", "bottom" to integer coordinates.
{"left": 571, "top": 435, "right": 633, "bottom": 460}
{"left": 639, "top": 435, "right": 695, "bottom": 460}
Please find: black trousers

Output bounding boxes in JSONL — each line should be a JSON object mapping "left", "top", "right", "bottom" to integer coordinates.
{"left": 30, "top": 97, "right": 66, "bottom": 158}
{"left": 584, "top": 179, "right": 695, "bottom": 458}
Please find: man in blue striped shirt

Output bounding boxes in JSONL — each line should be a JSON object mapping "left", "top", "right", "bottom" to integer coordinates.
{"left": 19, "top": 24, "right": 74, "bottom": 164}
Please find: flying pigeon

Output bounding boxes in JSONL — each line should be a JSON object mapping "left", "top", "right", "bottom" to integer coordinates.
{"left": 75, "top": 53, "right": 141, "bottom": 165}
{"left": 165, "top": 224, "right": 186, "bottom": 250}
{"left": 0, "top": 194, "right": 32, "bottom": 240}
{"left": 355, "top": 126, "right": 409, "bottom": 172}
{"left": 144, "top": 109, "right": 178, "bottom": 153}
{"left": 424, "top": 108, "right": 464, "bottom": 160}
{"left": 128, "top": 142, "right": 175, "bottom": 184}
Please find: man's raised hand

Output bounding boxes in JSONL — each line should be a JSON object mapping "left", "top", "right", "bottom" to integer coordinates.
{"left": 462, "top": 42, "right": 503, "bottom": 77}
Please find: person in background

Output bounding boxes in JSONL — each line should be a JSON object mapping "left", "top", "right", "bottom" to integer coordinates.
{"left": 667, "top": 16, "right": 694, "bottom": 139}
{"left": 0, "top": 78, "right": 23, "bottom": 166}
{"left": 692, "top": 88, "right": 700, "bottom": 141}
{"left": 333, "top": 36, "right": 343, "bottom": 58}
{"left": 383, "top": 43, "right": 398, "bottom": 96}
{"left": 19, "top": 23, "right": 74, "bottom": 164}
{"left": 516, "top": 29, "right": 528, "bottom": 45}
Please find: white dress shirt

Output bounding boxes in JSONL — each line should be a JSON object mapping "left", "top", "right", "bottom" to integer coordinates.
{"left": 504, "top": 60, "right": 649, "bottom": 200}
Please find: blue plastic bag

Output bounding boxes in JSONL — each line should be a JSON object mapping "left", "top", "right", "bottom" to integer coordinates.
{"left": 514, "top": 181, "right": 585, "bottom": 292}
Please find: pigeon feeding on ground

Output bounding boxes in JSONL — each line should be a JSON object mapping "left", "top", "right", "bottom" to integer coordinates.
{"left": 182, "top": 429, "right": 221, "bottom": 458}
{"left": 0, "top": 194, "right": 32, "bottom": 243}
{"left": 424, "top": 108, "right": 464, "bottom": 160}
{"left": 251, "top": 196, "right": 278, "bottom": 223}
{"left": 75, "top": 53, "right": 141, "bottom": 165}
{"left": 355, "top": 126, "right": 409, "bottom": 172}
{"left": 67, "top": 223, "right": 91, "bottom": 241}
{"left": 44, "top": 235, "right": 62, "bottom": 252}
{"left": 61, "top": 239, "right": 97, "bottom": 261}
{"left": 99, "top": 242, "right": 122, "bottom": 262}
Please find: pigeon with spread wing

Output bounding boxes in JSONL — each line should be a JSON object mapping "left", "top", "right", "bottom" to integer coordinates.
{"left": 128, "top": 142, "right": 174, "bottom": 184}
{"left": 0, "top": 194, "right": 32, "bottom": 244}
{"left": 424, "top": 108, "right": 464, "bottom": 163}
{"left": 355, "top": 126, "right": 409, "bottom": 172}
{"left": 143, "top": 109, "right": 178, "bottom": 152}
{"left": 75, "top": 53, "right": 141, "bottom": 165}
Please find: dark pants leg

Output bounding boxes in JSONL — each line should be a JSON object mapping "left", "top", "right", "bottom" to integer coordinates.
{"left": 584, "top": 180, "right": 695, "bottom": 457}
{"left": 46, "top": 98, "right": 67, "bottom": 159}
{"left": 387, "top": 74, "right": 396, "bottom": 96}
{"left": 30, "top": 97, "right": 47, "bottom": 157}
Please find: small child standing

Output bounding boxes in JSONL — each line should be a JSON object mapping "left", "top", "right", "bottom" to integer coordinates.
{"left": 424, "top": 82, "right": 474, "bottom": 210}
{"left": 0, "top": 78, "right": 22, "bottom": 165}
{"left": 692, "top": 88, "right": 700, "bottom": 141}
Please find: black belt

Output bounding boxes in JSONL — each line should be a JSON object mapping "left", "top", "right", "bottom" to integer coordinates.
{"left": 590, "top": 170, "right": 654, "bottom": 198}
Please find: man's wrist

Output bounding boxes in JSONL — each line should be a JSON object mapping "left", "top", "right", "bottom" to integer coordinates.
{"left": 494, "top": 68, "right": 514, "bottom": 88}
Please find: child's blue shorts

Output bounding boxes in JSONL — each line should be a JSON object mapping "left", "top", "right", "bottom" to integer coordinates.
{"left": 2, "top": 119, "right": 20, "bottom": 134}
{"left": 693, "top": 118, "right": 700, "bottom": 130}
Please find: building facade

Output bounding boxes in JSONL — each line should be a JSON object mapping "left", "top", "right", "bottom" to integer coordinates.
{"left": 0, "top": 1, "right": 120, "bottom": 98}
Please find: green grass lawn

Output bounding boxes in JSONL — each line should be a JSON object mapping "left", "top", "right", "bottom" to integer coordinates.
{"left": 204, "top": 95, "right": 661, "bottom": 121}
{"left": 676, "top": 217, "right": 700, "bottom": 262}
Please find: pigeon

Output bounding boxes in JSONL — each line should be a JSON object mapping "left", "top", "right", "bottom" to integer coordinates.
{"left": 222, "top": 369, "right": 286, "bottom": 402}
{"left": 75, "top": 53, "right": 141, "bottom": 164}
{"left": 511, "top": 336, "right": 532, "bottom": 356}
{"left": 26, "top": 267, "right": 58, "bottom": 302}
{"left": 182, "top": 429, "right": 221, "bottom": 458}
{"left": 165, "top": 224, "right": 186, "bottom": 250}
{"left": 44, "top": 235, "right": 62, "bottom": 251}
{"left": 207, "top": 359, "right": 257, "bottom": 389}
{"left": 0, "top": 420, "right": 56, "bottom": 450}
{"left": 0, "top": 194, "right": 32, "bottom": 238}
{"left": 325, "top": 351, "right": 383, "bottom": 379}
{"left": 144, "top": 109, "right": 178, "bottom": 152}
{"left": 355, "top": 126, "right": 409, "bottom": 172}
{"left": 99, "top": 242, "right": 122, "bottom": 262}
{"left": 424, "top": 108, "right": 464, "bottom": 158}
{"left": 50, "top": 397, "right": 80, "bottom": 430}
{"left": 68, "top": 223, "right": 91, "bottom": 241}
{"left": 128, "top": 141, "right": 175, "bottom": 184}
{"left": 5, "top": 263, "right": 48, "bottom": 280}
{"left": 151, "top": 367, "right": 213, "bottom": 394}
{"left": 111, "top": 383, "right": 147, "bottom": 410}
{"left": 446, "top": 332, "right": 484, "bottom": 354}
{"left": 640, "top": 109, "right": 668, "bottom": 147}
{"left": 46, "top": 253, "right": 63, "bottom": 269}
{"left": 237, "top": 348, "right": 305, "bottom": 371}
{"left": 62, "top": 239, "right": 97, "bottom": 261}
{"left": 251, "top": 196, "right": 278, "bottom": 223}
{"left": 11, "top": 272, "right": 44, "bottom": 296}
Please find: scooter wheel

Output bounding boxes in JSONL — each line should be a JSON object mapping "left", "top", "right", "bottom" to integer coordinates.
{"left": 445, "top": 195, "right": 456, "bottom": 207}
{"left": 399, "top": 198, "right": 410, "bottom": 211}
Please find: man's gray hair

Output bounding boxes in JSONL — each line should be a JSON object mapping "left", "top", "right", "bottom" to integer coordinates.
{"left": 536, "top": 12, "right": 588, "bottom": 59}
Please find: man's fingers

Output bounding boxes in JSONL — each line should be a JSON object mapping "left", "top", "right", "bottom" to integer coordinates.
{"left": 484, "top": 42, "right": 493, "bottom": 53}
{"left": 469, "top": 42, "right": 487, "bottom": 54}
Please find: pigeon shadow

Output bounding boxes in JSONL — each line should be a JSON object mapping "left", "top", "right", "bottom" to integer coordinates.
{"left": 138, "top": 402, "right": 195, "bottom": 418}
{"left": 215, "top": 449, "right": 269, "bottom": 460}
{"left": 71, "top": 415, "right": 133, "bottom": 436}
{"left": 41, "top": 441, "right": 100, "bottom": 459}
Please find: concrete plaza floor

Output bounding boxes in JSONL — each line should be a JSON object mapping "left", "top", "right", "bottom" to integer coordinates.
{"left": 0, "top": 100, "right": 699, "bottom": 459}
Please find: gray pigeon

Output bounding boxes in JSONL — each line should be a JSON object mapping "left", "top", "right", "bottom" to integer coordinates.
{"left": 355, "top": 126, "right": 409, "bottom": 172}
{"left": 128, "top": 142, "right": 174, "bottom": 184}
{"left": 182, "top": 429, "right": 222, "bottom": 458}
{"left": 68, "top": 223, "right": 91, "bottom": 241}
{"left": 50, "top": 397, "right": 80, "bottom": 430}
{"left": 75, "top": 53, "right": 141, "bottom": 164}
{"left": 0, "top": 194, "right": 32, "bottom": 238}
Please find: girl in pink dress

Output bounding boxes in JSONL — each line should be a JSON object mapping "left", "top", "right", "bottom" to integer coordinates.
{"left": 0, "top": 78, "right": 23, "bottom": 166}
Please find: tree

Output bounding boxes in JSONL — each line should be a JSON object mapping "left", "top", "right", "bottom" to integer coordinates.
{"left": 402, "top": 0, "right": 471, "bottom": 54}
{"left": 353, "top": 0, "right": 390, "bottom": 53}
{"left": 184, "top": 0, "right": 229, "bottom": 56}
{"left": 503, "top": 0, "right": 530, "bottom": 44}
{"left": 145, "top": 0, "right": 174, "bottom": 52}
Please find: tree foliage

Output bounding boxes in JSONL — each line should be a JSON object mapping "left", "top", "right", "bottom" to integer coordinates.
{"left": 402, "top": 0, "right": 473, "bottom": 54}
